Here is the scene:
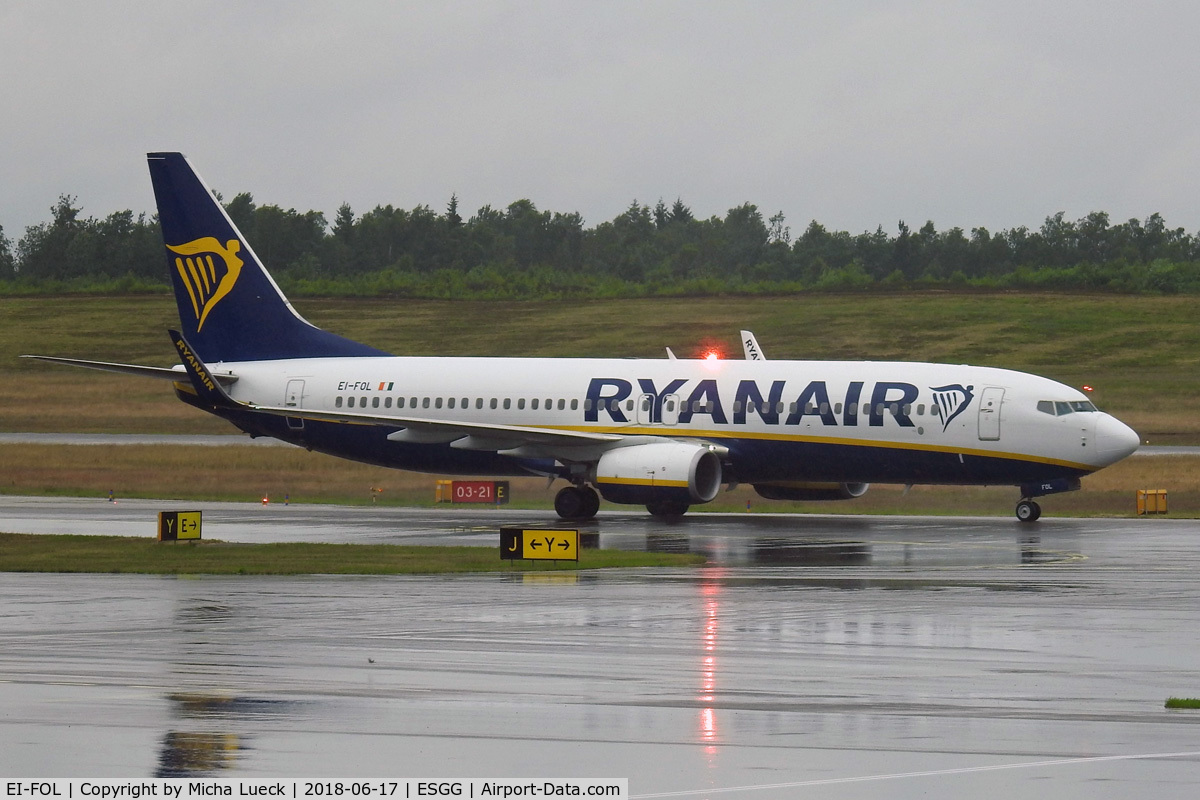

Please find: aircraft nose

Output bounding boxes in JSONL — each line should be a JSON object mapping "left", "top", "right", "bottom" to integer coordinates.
{"left": 1094, "top": 413, "right": 1140, "bottom": 464}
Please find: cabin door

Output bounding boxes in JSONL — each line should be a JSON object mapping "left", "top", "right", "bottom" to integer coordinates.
{"left": 977, "top": 386, "right": 1004, "bottom": 441}
{"left": 285, "top": 379, "right": 305, "bottom": 430}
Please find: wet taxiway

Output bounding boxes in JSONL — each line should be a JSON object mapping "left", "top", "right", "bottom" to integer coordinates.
{"left": 3, "top": 496, "right": 1200, "bottom": 798}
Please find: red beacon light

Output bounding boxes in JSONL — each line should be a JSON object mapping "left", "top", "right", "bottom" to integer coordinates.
{"left": 1082, "top": 385, "right": 1094, "bottom": 393}
{"left": 704, "top": 351, "right": 721, "bottom": 362}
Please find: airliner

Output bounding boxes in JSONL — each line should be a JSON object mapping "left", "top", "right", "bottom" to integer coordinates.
{"left": 25, "top": 152, "right": 1141, "bottom": 522}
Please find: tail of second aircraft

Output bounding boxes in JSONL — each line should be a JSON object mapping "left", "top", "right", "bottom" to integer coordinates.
{"left": 147, "top": 152, "right": 388, "bottom": 363}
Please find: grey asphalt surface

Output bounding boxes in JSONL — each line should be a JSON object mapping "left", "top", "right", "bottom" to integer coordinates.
{"left": 2, "top": 497, "right": 1200, "bottom": 799}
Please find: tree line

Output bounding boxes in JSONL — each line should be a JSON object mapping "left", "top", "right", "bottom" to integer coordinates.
{"left": 3, "top": 191, "right": 1200, "bottom": 297}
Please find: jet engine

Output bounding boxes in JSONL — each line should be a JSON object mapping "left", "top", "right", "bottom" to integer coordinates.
{"left": 752, "top": 482, "right": 870, "bottom": 502}
{"left": 594, "top": 442, "right": 723, "bottom": 506}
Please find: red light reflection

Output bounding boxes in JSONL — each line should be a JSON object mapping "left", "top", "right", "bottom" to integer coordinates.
{"left": 698, "top": 570, "right": 723, "bottom": 747}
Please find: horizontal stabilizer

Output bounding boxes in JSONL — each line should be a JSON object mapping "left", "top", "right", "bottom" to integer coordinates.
{"left": 21, "top": 354, "right": 237, "bottom": 385}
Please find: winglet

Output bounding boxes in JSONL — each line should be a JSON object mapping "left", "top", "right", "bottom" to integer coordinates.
{"left": 740, "top": 330, "right": 766, "bottom": 361}
{"left": 169, "top": 329, "right": 237, "bottom": 408}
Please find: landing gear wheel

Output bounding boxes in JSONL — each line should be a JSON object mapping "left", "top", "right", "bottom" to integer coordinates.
{"left": 1015, "top": 499, "right": 1042, "bottom": 523}
{"left": 580, "top": 486, "right": 600, "bottom": 519}
{"left": 555, "top": 486, "right": 599, "bottom": 521}
{"left": 646, "top": 500, "right": 690, "bottom": 518}
{"left": 555, "top": 486, "right": 585, "bottom": 520}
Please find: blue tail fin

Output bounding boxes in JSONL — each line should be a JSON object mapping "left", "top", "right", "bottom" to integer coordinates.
{"left": 148, "top": 152, "right": 389, "bottom": 362}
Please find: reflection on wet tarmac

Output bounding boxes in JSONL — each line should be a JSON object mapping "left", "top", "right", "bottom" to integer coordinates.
{"left": 156, "top": 730, "right": 240, "bottom": 778}
{"left": 4, "top": 497, "right": 1200, "bottom": 797}
{"left": 749, "top": 538, "right": 871, "bottom": 566}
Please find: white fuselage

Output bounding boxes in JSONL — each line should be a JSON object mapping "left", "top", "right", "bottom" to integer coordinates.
{"left": 208, "top": 354, "right": 1139, "bottom": 485}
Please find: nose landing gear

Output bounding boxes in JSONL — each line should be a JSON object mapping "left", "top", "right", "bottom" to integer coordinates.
{"left": 1015, "top": 477, "right": 1080, "bottom": 523}
{"left": 1015, "top": 499, "right": 1042, "bottom": 523}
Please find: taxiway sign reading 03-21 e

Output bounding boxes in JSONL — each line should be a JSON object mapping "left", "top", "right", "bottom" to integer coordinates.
{"left": 24, "top": 153, "right": 1140, "bottom": 521}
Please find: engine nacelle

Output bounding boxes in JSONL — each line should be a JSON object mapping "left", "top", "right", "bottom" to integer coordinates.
{"left": 752, "top": 482, "right": 870, "bottom": 502}
{"left": 594, "top": 442, "right": 723, "bottom": 506}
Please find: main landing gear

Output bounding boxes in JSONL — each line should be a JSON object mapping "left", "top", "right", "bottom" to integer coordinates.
{"left": 554, "top": 485, "right": 600, "bottom": 521}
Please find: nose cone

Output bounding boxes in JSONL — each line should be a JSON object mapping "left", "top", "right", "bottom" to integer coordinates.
{"left": 1094, "top": 413, "right": 1140, "bottom": 465}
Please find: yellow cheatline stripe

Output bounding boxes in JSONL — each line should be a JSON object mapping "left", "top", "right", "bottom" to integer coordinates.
{"left": 596, "top": 476, "right": 689, "bottom": 487}
{"left": 539, "top": 424, "right": 1095, "bottom": 472}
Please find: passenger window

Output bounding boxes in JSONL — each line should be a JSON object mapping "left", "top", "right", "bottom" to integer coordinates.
{"left": 490, "top": 398, "right": 497, "bottom": 409}
{"left": 360, "top": 396, "right": 367, "bottom": 407}
{"left": 916, "top": 404, "right": 924, "bottom": 415}
{"left": 384, "top": 397, "right": 392, "bottom": 408}
{"left": 335, "top": 396, "right": 343, "bottom": 408}
{"left": 372, "top": 397, "right": 380, "bottom": 408}
{"left": 503, "top": 398, "right": 511, "bottom": 410}
{"left": 448, "top": 398, "right": 456, "bottom": 409}
{"left": 902, "top": 403, "right": 911, "bottom": 415}
{"left": 422, "top": 397, "right": 430, "bottom": 409}
{"left": 557, "top": 399, "right": 565, "bottom": 410}
{"left": 518, "top": 399, "right": 526, "bottom": 410}
{"left": 846, "top": 403, "right": 857, "bottom": 416}
{"left": 733, "top": 401, "right": 743, "bottom": 414}
{"left": 435, "top": 397, "right": 443, "bottom": 409}
{"left": 462, "top": 397, "right": 468, "bottom": 408}
{"left": 531, "top": 399, "right": 539, "bottom": 410}
{"left": 583, "top": 399, "right": 592, "bottom": 411}
{"left": 476, "top": 398, "right": 484, "bottom": 409}
{"left": 396, "top": 397, "right": 404, "bottom": 409}
{"left": 746, "top": 400, "right": 756, "bottom": 413}
{"left": 410, "top": 398, "right": 417, "bottom": 408}
{"left": 834, "top": 403, "right": 843, "bottom": 414}
{"left": 571, "top": 399, "right": 578, "bottom": 410}
{"left": 546, "top": 399, "right": 553, "bottom": 409}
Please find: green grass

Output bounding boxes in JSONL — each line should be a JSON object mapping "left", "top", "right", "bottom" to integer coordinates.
{"left": 0, "top": 532, "right": 705, "bottom": 574}
{"left": 1165, "top": 697, "right": 1200, "bottom": 709}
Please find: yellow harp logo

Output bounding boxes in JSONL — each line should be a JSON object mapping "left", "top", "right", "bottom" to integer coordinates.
{"left": 167, "top": 238, "right": 244, "bottom": 331}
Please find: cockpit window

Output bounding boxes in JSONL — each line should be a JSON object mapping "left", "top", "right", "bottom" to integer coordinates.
{"left": 1038, "top": 399, "right": 1098, "bottom": 416}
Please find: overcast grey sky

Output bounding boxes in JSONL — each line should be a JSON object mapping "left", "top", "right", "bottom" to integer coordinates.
{"left": 3, "top": 1, "right": 1199, "bottom": 242}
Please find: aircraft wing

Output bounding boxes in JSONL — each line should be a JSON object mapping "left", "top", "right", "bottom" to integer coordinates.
{"left": 247, "top": 400, "right": 624, "bottom": 451}
{"left": 21, "top": 355, "right": 238, "bottom": 386}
